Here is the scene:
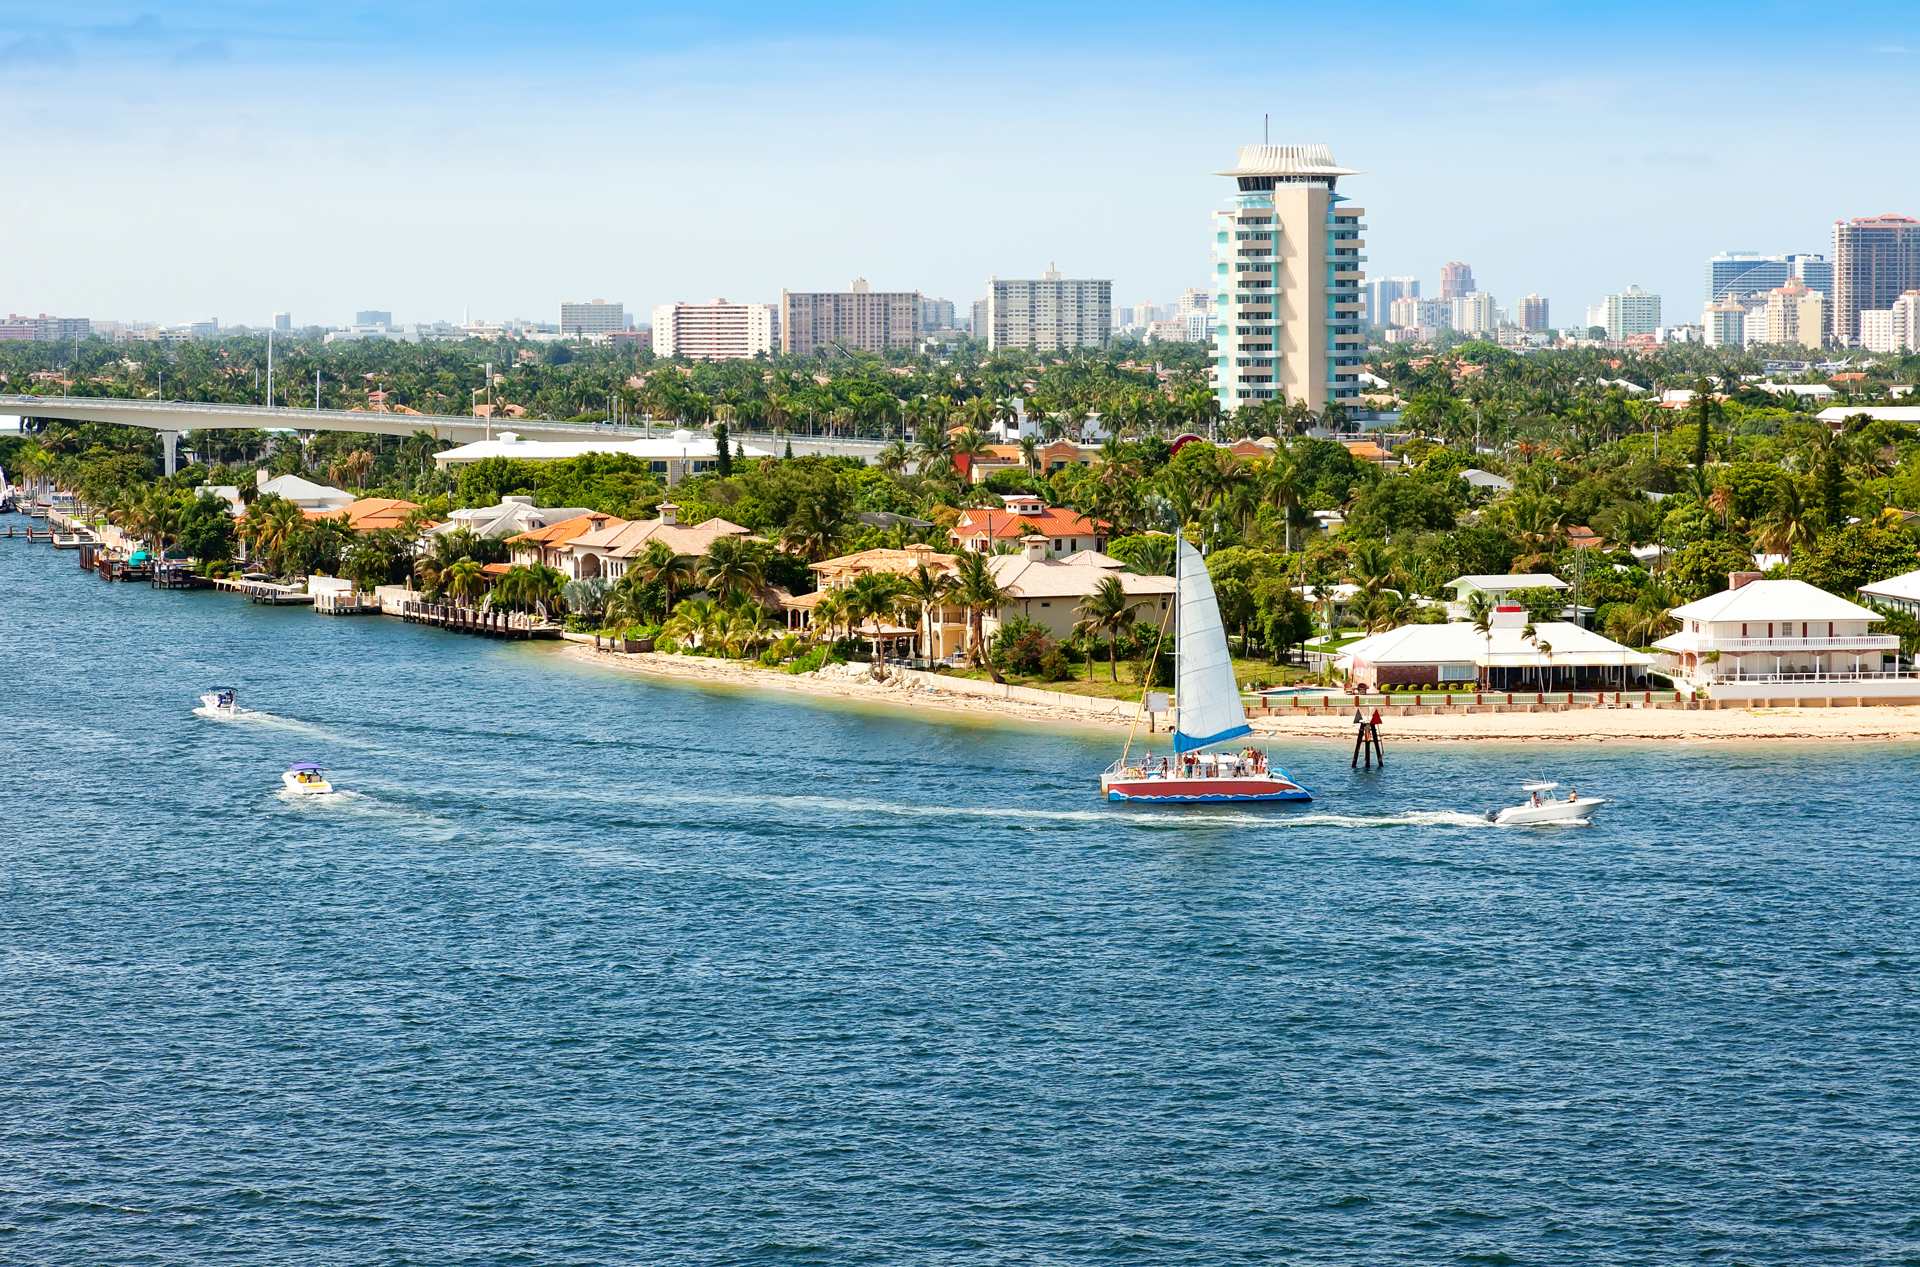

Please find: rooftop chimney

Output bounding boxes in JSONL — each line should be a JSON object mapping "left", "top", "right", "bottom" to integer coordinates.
{"left": 658, "top": 502, "right": 679, "bottom": 526}
{"left": 1728, "top": 571, "right": 1762, "bottom": 591}
{"left": 1022, "top": 533, "right": 1049, "bottom": 562}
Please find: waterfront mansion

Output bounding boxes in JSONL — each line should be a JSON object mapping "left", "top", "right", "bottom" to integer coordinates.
{"left": 1652, "top": 572, "right": 1913, "bottom": 700}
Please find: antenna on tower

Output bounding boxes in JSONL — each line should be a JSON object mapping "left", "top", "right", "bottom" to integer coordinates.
{"left": 1264, "top": 113, "right": 1269, "bottom": 144}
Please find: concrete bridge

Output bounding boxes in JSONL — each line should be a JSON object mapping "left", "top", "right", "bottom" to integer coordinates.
{"left": 0, "top": 395, "right": 889, "bottom": 473}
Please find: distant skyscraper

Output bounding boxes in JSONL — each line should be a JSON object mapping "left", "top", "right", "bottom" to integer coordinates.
{"left": 652, "top": 300, "right": 776, "bottom": 361}
{"left": 1760, "top": 280, "right": 1827, "bottom": 349}
{"left": 983, "top": 265, "right": 1112, "bottom": 351}
{"left": 782, "top": 278, "right": 921, "bottom": 355}
{"left": 1452, "top": 291, "right": 1498, "bottom": 336}
{"left": 1831, "top": 214, "right": 1920, "bottom": 345}
{"left": 1439, "top": 261, "right": 1475, "bottom": 301}
{"left": 354, "top": 310, "right": 392, "bottom": 327}
{"left": 1363, "top": 276, "right": 1418, "bottom": 326}
{"left": 1602, "top": 285, "right": 1660, "bottom": 340}
{"left": 970, "top": 298, "right": 989, "bottom": 337}
{"left": 1210, "top": 142, "right": 1365, "bottom": 413}
{"left": 1517, "top": 294, "right": 1550, "bottom": 331}
{"left": 919, "top": 297, "right": 956, "bottom": 331}
{"left": 1789, "top": 254, "right": 1832, "bottom": 297}
{"left": 1704, "top": 301, "right": 1748, "bottom": 347}
{"left": 1388, "top": 296, "right": 1450, "bottom": 331}
{"left": 560, "top": 300, "right": 626, "bottom": 336}
{"left": 1706, "top": 253, "right": 1791, "bottom": 303}
{"left": 273, "top": 312, "right": 292, "bottom": 331}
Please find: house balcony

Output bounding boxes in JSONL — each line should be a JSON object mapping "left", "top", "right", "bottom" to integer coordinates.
{"left": 1655, "top": 633, "right": 1898, "bottom": 654}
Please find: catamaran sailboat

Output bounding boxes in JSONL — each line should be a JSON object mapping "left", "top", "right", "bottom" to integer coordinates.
{"left": 1101, "top": 534, "right": 1312, "bottom": 804}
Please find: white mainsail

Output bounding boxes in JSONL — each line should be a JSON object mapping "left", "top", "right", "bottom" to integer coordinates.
{"left": 1171, "top": 534, "right": 1251, "bottom": 752}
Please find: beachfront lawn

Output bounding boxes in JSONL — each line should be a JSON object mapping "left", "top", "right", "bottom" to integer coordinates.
{"left": 931, "top": 656, "right": 1323, "bottom": 701}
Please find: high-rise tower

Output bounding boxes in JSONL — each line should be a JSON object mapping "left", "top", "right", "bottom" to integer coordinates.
{"left": 1210, "top": 143, "right": 1365, "bottom": 416}
{"left": 1831, "top": 215, "right": 1920, "bottom": 345}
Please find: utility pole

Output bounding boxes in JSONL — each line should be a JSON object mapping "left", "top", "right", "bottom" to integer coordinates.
{"left": 266, "top": 328, "right": 275, "bottom": 407}
{"left": 485, "top": 361, "right": 493, "bottom": 442}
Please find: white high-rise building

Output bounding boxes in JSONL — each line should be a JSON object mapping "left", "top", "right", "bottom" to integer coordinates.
{"left": 983, "top": 265, "right": 1112, "bottom": 351}
{"left": 1452, "top": 291, "right": 1498, "bottom": 336}
{"left": 651, "top": 300, "right": 777, "bottom": 361}
{"left": 1602, "top": 285, "right": 1661, "bottom": 340}
{"left": 1893, "top": 291, "right": 1920, "bottom": 353}
{"left": 1363, "top": 276, "right": 1418, "bottom": 326}
{"left": 560, "top": 300, "right": 625, "bottom": 336}
{"left": 1389, "top": 296, "right": 1450, "bottom": 330}
{"left": 1210, "top": 143, "right": 1365, "bottom": 412}
{"left": 1703, "top": 301, "right": 1748, "bottom": 348}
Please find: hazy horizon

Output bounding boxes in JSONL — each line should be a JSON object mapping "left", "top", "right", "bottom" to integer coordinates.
{"left": 3, "top": 1, "right": 1916, "bottom": 332}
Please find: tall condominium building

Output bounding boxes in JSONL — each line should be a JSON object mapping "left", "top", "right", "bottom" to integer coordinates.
{"left": 651, "top": 300, "right": 777, "bottom": 361}
{"left": 1452, "top": 291, "right": 1498, "bottom": 336}
{"left": 1705, "top": 252, "right": 1832, "bottom": 303}
{"left": 1176, "top": 287, "right": 1213, "bottom": 319}
{"left": 1832, "top": 215, "right": 1920, "bottom": 345}
{"left": 354, "top": 310, "right": 392, "bottom": 327}
{"left": 969, "top": 298, "right": 989, "bottom": 336}
{"left": 273, "top": 312, "right": 292, "bottom": 331}
{"left": 919, "top": 297, "right": 956, "bottom": 331}
{"left": 1895, "top": 292, "right": 1920, "bottom": 354}
{"left": 560, "top": 299, "right": 626, "bottom": 336}
{"left": 1517, "top": 294, "right": 1550, "bottom": 331}
{"left": 1387, "top": 295, "right": 1449, "bottom": 331}
{"left": 0, "top": 313, "right": 92, "bottom": 342}
{"left": 1759, "top": 280, "right": 1827, "bottom": 349}
{"left": 1602, "top": 285, "right": 1660, "bottom": 339}
{"left": 1703, "top": 301, "right": 1748, "bottom": 348}
{"left": 983, "top": 266, "right": 1112, "bottom": 352}
{"left": 1210, "top": 143, "right": 1365, "bottom": 412}
{"left": 1363, "top": 276, "right": 1418, "bottom": 326}
{"left": 1439, "top": 261, "right": 1475, "bottom": 301}
{"left": 781, "top": 278, "right": 921, "bottom": 355}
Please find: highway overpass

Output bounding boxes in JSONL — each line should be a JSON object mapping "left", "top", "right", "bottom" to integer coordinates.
{"left": 0, "top": 395, "right": 888, "bottom": 473}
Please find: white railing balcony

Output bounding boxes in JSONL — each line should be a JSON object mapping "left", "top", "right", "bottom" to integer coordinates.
{"left": 1703, "top": 670, "right": 1919, "bottom": 684}
{"left": 1659, "top": 633, "right": 1898, "bottom": 653}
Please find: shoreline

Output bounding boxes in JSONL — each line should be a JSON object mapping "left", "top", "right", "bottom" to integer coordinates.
{"left": 562, "top": 646, "right": 1920, "bottom": 745}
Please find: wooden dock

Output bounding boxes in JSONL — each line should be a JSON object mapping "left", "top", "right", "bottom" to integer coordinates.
{"left": 400, "top": 601, "right": 561, "bottom": 640}
{"left": 213, "top": 577, "right": 314, "bottom": 605}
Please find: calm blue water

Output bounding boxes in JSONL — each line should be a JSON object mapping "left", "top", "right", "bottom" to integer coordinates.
{"left": 3, "top": 516, "right": 1918, "bottom": 1265}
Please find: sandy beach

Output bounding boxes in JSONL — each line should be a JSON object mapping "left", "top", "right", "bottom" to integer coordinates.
{"left": 565, "top": 646, "right": 1920, "bottom": 744}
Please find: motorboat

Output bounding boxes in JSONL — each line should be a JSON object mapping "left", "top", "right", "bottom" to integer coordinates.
{"left": 197, "top": 688, "right": 241, "bottom": 717}
{"left": 282, "top": 763, "right": 333, "bottom": 795}
{"left": 1101, "top": 534, "right": 1311, "bottom": 805}
{"left": 1488, "top": 782, "right": 1604, "bottom": 825}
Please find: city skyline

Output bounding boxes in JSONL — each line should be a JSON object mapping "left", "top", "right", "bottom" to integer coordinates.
{"left": 1, "top": 2, "right": 1916, "bottom": 328}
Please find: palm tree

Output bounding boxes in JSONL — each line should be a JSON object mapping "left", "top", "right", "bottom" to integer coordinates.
{"left": 1755, "top": 477, "right": 1817, "bottom": 578}
{"left": 446, "top": 557, "right": 490, "bottom": 607}
{"left": 493, "top": 563, "right": 566, "bottom": 618}
{"left": 718, "top": 605, "right": 775, "bottom": 657}
{"left": 1019, "top": 434, "right": 1040, "bottom": 474}
{"left": 1077, "top": 573, "right": 1138, "bottom": 681}
{"left": 952, "top": 550, "right": 1013, "bottom": 684}
{"left": 563, "top": 577, "right": 612, "bottom": 623}
{"left": 1469, "top": 591, "right": 1494, "bottom": 687}
{"left": 899, "top": 562, "right": 955, "bottom": 666}
{"left": 636, "top": 539, "right": 698, "bottom": 611}
{"left": 842, "top": 572, "right": 907, "bottom": 677}
{"left": 697, "top": 536, "right": 766, "bottom": 604}
{"left": 781, "top": 491, "right": 849, "bottom": 563}
{"left": 1124, "top": 534, "right": 1175, "bottom": 579}
{"left": 662, "top": 596, "right": 720, "bottom": 650}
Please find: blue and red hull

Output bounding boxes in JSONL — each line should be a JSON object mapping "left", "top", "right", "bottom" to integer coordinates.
{"left": 1103, "top": 777, "right": 1312, "bottom": 804}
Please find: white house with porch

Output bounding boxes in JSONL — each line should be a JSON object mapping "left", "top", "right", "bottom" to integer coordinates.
{"left": 1338, "top": 603, "right": 1649, "bottom": 690}
{"left": 1444, "top": 573, "right": 1569, "bottom": 619}
{"left": 1652, "top": 573, "right": 1914, "bottom": 700}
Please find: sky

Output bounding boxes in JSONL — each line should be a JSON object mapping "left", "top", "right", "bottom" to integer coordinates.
{"left": 2, "top": 1, "right": 1916, "bottom": 332}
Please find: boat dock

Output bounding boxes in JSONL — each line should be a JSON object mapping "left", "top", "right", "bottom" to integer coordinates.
{"left": 400, "top": 601, "right": 562, "bottom": 640}
{"left": 213, "top": 578, "right": 315, "bottom": 605}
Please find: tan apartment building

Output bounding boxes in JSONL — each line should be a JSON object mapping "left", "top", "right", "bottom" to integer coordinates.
{"left": 1210, "top": 143, "right": 1367, "bottom": 413}
{"left": 781, "top": 278, "right": 921, "bottom": 355}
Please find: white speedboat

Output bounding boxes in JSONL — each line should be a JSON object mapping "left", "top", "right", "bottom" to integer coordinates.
{"left": 282, "top": 763, "right": 333, "bottom": 795}
{"left": 1488, "top": 782, "right": 1603, "bottom": 825}
{"left": 196, "top": 688, "right": 241, "bottom": 717}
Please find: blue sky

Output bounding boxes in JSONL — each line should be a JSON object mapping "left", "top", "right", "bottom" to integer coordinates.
{"left": 2, "top": 1, "right": 1915, "bottom": 332}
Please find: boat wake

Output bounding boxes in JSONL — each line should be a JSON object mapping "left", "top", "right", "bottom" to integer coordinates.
{"left": 769, "top": 795, "right": 1498, "bottom": 832}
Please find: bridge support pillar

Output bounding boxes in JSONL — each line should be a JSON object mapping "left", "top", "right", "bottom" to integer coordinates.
{"left": 160, "top": 430, "right": 180, "bottom": 476}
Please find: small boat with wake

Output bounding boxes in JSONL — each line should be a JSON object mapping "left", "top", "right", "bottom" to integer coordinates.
{"left": 1100, "top": 534, "right": 1311, "bottom": 804}
{"left": 282, "top": 763, "right": 333, "bottom": 795}
{"left": 1487, "top": 782, "right": 1604, "bottom": 825}
{"left": 196, "top": 688, "right": 242, "bottom": 718}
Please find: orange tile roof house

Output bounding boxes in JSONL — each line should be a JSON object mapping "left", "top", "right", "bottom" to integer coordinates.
{"left": 981, "top": 536, "right": 1173, "bottom": 646}
{"left": 565, "top": 503, "right": 754, "bottom": 580}
{"left": 507, "top": 511, "right": 629, "bottom": 571}
{"left": 951, "top": 494, "right": 1108, "bottom": 556}
{"left": 307, "top": 497, "right": 427, "bottom": 530}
